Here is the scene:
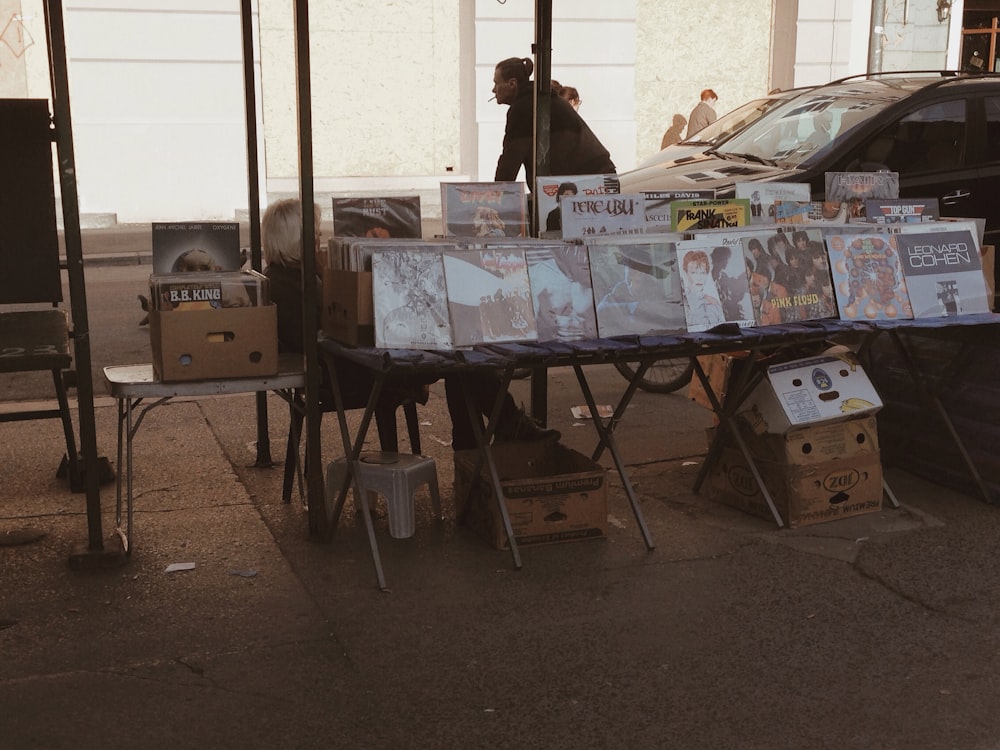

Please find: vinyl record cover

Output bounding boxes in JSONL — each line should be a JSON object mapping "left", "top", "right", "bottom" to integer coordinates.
{"left": 675, "top": 238, "right": 755, "bottom": 332}
{"left": 525, "top": 243, "right": 598, "bottom": 341}
{"left": 643, "top": 190, "right": 716, "bottom": 233}
{"left": 151, "top": 222, "right": 242, "bottom": 274}
{"left": 893, "top": 228, "right": 990, "bottom": 317}
{"left": 152, "top": 270, "right": 267, "bottom": 311}
{"left": 371, "top": 248, "right": 453, "bottom": 350}
{"left": 825, "top": 232, "right": 912, "bottom": 320}
{"left": 560, "top": 193, "right": 647, "bottom": 240}
{"left": 588, "top": 239, "right": 686, "bottom": 337}
{"left": 864, "top": 198, "right": 941, "bottom": 224}
{"left": 442, "top": 249, "right": 537, "bottom": 346}
{"left": 824, "top": 171, "right": 900, "bottom": 219}
{"left": 772, "top": 200, "right": 850, "bottom": 224}
{"left": 440, "top": 182, "right": 528, "bottom": 238}
{"left": 734, "top": 182, "right": 811, "bottom": 225}
{"left": 332, "top": 196, "right": 422, "bottom": 238}
{"left": 670, "top": 199, "right": 752, "bottom": 232}
{"left": 536, "top": 173, "right": 620, "bottom": 233}
{"left": 741, "top": 228, "right": 838, "bottom": 324}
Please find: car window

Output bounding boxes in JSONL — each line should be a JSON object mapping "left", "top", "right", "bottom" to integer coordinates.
{"left": 852, "top": 99, "right": 966, "bottom": 174}
{"left": 985, "top": 96, "right": 1000, "bottom": 162}
{"left": 718, "top": 92, "right": 895, "bottom": 168}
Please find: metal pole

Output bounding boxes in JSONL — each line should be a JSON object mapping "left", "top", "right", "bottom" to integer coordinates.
{"left": 292, "top": 0, "right": 325, "bottom": 536}
{"left": 239, "top": 0, "right": 273, "bottom": 467}
{"left": 44, "top": 0, "right": 105, "bottom": 553}
{"left": 530, "top": 0, "right": 553, "bottom": 425}
{"left": 869, "top": 0, "right": 887, "bottom": 73}
{"left": 532, "top": 0, "right": 553, "bottom": 236}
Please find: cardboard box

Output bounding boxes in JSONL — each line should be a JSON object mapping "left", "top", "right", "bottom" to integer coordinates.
{"left": 745, "top": 415, "right": 880, "bottom": 466}
{"left": 706, "top": 440, "right": 883, "bottom": 528}
{"left": 322, "top": 268, "right": 374, "bottom": 347}
{"left": 150, "top": 305, "right": 278, "bottom": 381}
{"left": 688, "top": 352, "right": 749, "bottom": 412}
{"left": 738, "top": 352, "right": 882, "bottom": 434}
{"left": 454, "top": 442, "right": 608, "bottom": 549}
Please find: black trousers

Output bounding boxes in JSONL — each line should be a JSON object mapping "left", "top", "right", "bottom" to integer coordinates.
{"left": 443, "top": 371, "right": 517, "bottom": 451}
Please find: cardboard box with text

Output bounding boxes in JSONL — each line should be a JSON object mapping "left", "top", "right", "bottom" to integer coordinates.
{"left": 738, "top": 352, "right": 882, "bottom": 434}
{"left": 454, "top": 442, "right": 607, "bottom": 549}
{"left": 706, "top": 438, "right": 883, "bottom": 528}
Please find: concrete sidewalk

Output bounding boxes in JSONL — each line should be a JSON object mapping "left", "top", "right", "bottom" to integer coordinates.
{"left": 3, "top": 368, "right": 1000, "bottom": 749}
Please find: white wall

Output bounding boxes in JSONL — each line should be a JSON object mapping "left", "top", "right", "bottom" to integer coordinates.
{"left": 7, "top": 0, "right": 961, "bottom": 224}
{"left": 794, "top": 0, "right": 870, "bottom": 85}
{"left": 634, "top": 0, "right": 774, "bottom": 164}
{"left": 879, "top": 0, "right": 953, "bottom": 71}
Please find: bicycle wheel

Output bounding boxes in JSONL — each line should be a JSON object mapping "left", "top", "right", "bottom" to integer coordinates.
{"left": 613, "top": 357, "right": 694, "bottom": 394}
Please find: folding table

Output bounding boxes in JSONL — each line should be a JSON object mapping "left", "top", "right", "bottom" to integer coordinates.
{"left": 317, "top": 336, "right": 665, "bottom": 583}
{"left": 103, "top": 355, "right": 305, "bottom": 552}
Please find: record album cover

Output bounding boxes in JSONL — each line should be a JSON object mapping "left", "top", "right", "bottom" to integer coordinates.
{"left": 525, "top": 243, "right": 598, "bottom": 341}
{"left": 825, "top": 232, "right": 912, "bottom": 320}
{"left": 151, "top": 222, "right": 242, "bottom": 274}
{"left": 371, "top": 248, "right": 453, "bottom": 350}
{"left": 893, "top": 228, "right": 990, "bottom": 317}
{"left": 440, "top": 182, "right": 528, "bottom": 238}
{"left": 332, "top": 196, "right": 422, "bottom": 238}
{"left": 588, "top": 239, "right": 686, "bottom": 337}
{"left": 442, "top": 249, "right": 537, "bottom": 346}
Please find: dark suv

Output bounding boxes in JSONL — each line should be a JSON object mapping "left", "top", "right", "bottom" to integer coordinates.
{"left": 620, "top": 71, "right": 1000, "bottom": 291}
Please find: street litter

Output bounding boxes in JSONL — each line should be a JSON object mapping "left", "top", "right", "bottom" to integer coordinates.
{"left": 164, "top": 562, "right": 196, "bottom": 573}
{"left": 571, "top": 404, "right": 613, "bottom": 420}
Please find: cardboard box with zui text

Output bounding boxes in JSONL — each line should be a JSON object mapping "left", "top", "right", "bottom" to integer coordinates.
{"left": 706, "top": 440, "right": 883, "bottom": 528}
{"left": 150, "top": 306, "right": 278, "bottom": 381}
{"left": 322, "top": 269, "right": 374, "bottom": 347}
{"left": 454, "top": 441, "right": 607, "bottom": 549}
{"left": 738, "top": 352, "right": 882, "bottom": 434}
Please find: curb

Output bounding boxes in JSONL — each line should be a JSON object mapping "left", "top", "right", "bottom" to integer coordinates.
{"left": 62, "top": 253, "right": 153, "bottom": 268}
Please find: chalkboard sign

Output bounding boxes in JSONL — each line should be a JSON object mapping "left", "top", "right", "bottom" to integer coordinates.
{"left": 0, "top": 99, "right": 62, "bottom": 304}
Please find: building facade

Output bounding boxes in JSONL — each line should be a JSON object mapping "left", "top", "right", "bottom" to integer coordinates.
{"left": 0, "top": 0, "right": 969, "bottom": 224}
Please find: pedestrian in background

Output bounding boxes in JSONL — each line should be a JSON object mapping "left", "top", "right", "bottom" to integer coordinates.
{"left": 560, "top": 85, "right": 581, "bottom": 111}
{"left": 686, "top": 88, "right": 718, "bottom": 139}
{"left": 661, "top": 113, "right": 687, "bottom": 149}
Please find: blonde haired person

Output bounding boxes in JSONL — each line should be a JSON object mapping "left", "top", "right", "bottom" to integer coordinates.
{"left": 262, "top": 198, "right": 323, "bottom": 353}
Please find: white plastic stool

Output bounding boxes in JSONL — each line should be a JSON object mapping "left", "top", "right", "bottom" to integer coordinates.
{"left": 326, "top": 452, "right": 442, "bottom": 591}
{"left": 355, "top": 452, "right": 441, "bottom": 538}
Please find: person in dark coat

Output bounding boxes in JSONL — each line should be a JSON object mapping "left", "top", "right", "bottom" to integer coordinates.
{"left": 491, "top": 56, "right": 615, "bottom": 185}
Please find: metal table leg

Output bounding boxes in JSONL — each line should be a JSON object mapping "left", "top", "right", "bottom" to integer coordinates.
{"left": 573, "top": 363, "right": 655, "bottom": 550}
{"left": 456, "top": 366, "right": 523, "bottom": 570}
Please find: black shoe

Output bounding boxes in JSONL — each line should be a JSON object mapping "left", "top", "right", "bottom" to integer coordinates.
{"left": 495, "top": 406, "right": 561, "bottom": 444}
